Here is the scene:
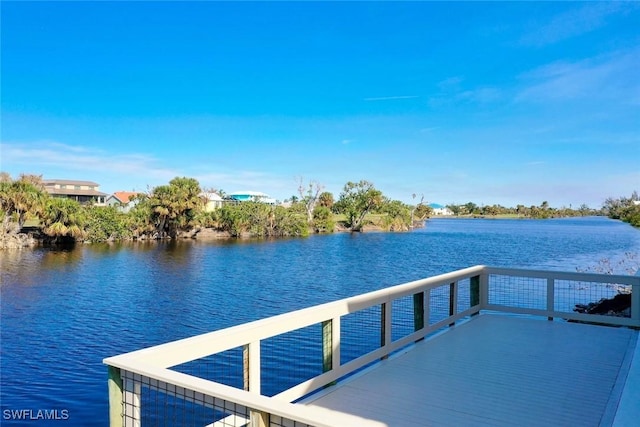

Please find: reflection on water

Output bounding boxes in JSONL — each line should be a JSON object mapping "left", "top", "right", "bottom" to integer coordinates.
{"left": 41, "top": 245, "right": 84, "bottom": 269}
{"left": 1, "top": 217, "right": 639, "bottom": 425}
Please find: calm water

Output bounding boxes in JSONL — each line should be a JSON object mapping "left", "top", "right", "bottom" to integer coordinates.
{"left": 1, "top": 217, "right": 639, "bottom": 425}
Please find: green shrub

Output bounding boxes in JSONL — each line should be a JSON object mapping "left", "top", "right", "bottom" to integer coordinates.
{"left": 85, "top": 206, "right": 132, "bottom": 242}
{"left": 312, "top": 206, "right": 335, "bottom": 233}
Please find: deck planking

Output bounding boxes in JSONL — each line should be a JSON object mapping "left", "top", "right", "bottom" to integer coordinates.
{"left": 302, "top": 315, "right": 637, "bottom": 427}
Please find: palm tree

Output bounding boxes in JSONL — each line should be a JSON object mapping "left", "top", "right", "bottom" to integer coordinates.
{"left": 0, "top": 176, "right": 48, "bottom": 230}
{"left": 148, "top": 177, "right": 203, "bottom": 238}
{"left": 42, "top": 198, "right": 86, "bottom": 242}
{"left": 318, "top": 191, "right": 334, "bottom": 209}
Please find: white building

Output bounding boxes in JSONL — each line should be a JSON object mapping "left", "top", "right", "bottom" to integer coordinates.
{"left": 429, "top": 203, "right": 453, "bottom": 216}
{"left": 228, "top": 191, "right": 276, "bottom": 205}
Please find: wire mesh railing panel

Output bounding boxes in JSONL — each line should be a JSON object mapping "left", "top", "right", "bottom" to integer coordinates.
{"left": 488, "top": 274, "right": 546, "bottom": 310}
{"left": 141, "top": 389, "right": 220, "bottom": 427}
{"left": 554, "top": 279, "right": 631, "bottom": 316}
{"left": 428, "top": 284, "right": 452, "bottom": 325}
{"left": 456, "top": 278, "right": 471, "bottom": 314}
{"left": 172, "top": 346, "right": 245, "bottom": 390}
{"left": 340, "top": 305, "right": 382, "bottom": 365}
{"left": 391, "top": 294, "right": 416, "bottom": 342}
{"left": 123, "top": 370, "right": 250, "bottom": 427}
{"left": 260, "top": 323, "right": 324, "bottom": 397}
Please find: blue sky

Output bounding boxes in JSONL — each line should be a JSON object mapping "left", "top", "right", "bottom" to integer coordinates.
{"left": 1, "top": 1, "right": 639, "bottom": 208}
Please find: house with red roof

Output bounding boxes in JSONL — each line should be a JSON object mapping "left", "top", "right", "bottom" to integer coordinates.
{"left": 106, "top": 191, "right": 141, "bottom": 213}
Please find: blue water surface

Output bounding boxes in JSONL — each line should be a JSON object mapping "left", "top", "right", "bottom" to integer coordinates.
{"left": 1, "top": 217, "right": 639, "bottom": 425}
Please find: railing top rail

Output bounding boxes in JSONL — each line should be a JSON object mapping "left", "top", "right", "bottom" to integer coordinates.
{"left": 485, "top": 266, "right": 640, "bottom": 285}
{"left": 104, "top": 265, "right": 486, "bottom": 369}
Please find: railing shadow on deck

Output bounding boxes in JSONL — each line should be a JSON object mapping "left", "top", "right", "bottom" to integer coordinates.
{"left": 103, "top": 266, "right": 640, "bottom": 427}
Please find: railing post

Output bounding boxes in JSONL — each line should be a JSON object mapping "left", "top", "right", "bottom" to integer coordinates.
{"left": 243, "top": 345, "right": 249, "bottom": 391}
{"left": 547, "top": 278, "right": 555, "bottom": 321}
{"left": 470, "top": 275, "right": 480, "bottom": 315}
{"left": 480, "top": 271, "right": 489, "bottom": 309}
{"left": 332, "top": 317, "right": 341, "bottom": 371}
{"left": 250, "top": 410, "right": 269, "bottom": 427}
{"left": 122, "top": 373, "right": 141, "bottom": 427}
{"left": 632, "top": 272, "right": 640, "bottom": 328}
{"left": 322, "top": 317, "right": 340, "bottom": 386}
{"left": 380, "top": 302, "right": 392, "bottom": 359}
{"left": 424, "top": 288, "right": 431, "bottom": 329}
{"left": 449, "top": 282, "right": 456, "bottom": 326}
{"left": 322, "top": 320, "right": 332, "bottom": 373}
{"left": 243, "top": 341, "right": 261, "bottom": 394}
{"left": 413, "top": 292, "right": 425, "bottom": 341}
{"left": 108, "top": 366, "right": 123, "bottom": 427}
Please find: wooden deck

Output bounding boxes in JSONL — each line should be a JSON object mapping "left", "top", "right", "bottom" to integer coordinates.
{"left": 302, "top": 314, "right": 638, "bottom": 427}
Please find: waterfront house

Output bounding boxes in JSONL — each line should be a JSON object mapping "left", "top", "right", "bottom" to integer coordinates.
{"left": 229, "top": 191, "right": 276, "bottom": 205}
{"left": 201, "top": 192, "right": 224, "bottom": 212}
{"left": 429, "top": 203, "right": 453, "bottom": 216}
{"left": 43, "top": 179, "right": 107, "bottom": 205}
{"left": 106, "top": 191, "right": 140, "bottom": 213}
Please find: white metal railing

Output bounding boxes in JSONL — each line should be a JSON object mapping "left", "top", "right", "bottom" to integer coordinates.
{"left": 104, "top": 266, "right": 640, "bottom": 427}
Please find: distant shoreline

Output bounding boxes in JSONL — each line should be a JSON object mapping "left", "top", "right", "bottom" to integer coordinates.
{"left": 0, "top": 215, "right": 613, "bottom": 250}
{"left": 427, "top": 214, "right": 603, "bottom": 220}
{"left": 1, "top": 221, "right": 422, "bottom": 249}
{"left": 428, "top": 214, "right": 526, "bottom": 220}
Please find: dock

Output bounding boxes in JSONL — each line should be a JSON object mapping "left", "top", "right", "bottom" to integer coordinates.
{"left": 103, "top": 266, "right": 640, "bottom": 427}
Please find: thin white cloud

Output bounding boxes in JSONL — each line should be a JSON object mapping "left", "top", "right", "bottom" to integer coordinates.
{"left": 437, "top": 76, "right": 464, "bottom": 90}
{"left": 364, "top": 95, "right": 419, "bottom": 102}
{"left": 419, "top": 127, "right": 439, "bottom": 133}
{"left": 429, "top": 75, "right": 504, "bottom": 106}
{"left": 456, "top": 87, "right": 503, "bottom": 104}
{"left": 515, "top": 48, "right": 640, "bottom": 103}
{"left": 0, "top": 140, "right": 299, "bottom": 198}
{"left": 194, "top": 170, "right": 292, "bottom": 193}
{"left": 45, "top": 141, "right": 101, "bottom": 154}
{"left": 519, "top": 2, "right": 636, "bottom": 47}
{"left": 1, "top": 140, "right": 180, "bottom": 181}
{"left": 428, "top": 86, "right": 503, "bottom": 107}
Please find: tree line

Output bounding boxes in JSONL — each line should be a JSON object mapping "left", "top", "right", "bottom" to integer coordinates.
{"left": 2, "top": 173, "right": 637, "bottom": 247}
{"left": 0, "top": 174, "right": 431, "bottom": 245}
{"left": 444, "top": 201, "right": 599, "bottom": 219}
{"left": 602, "top": 191, "right": 640, "bottom": 227}
{"left": 444, "top": 193, "right": 639, "bottom": 225}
